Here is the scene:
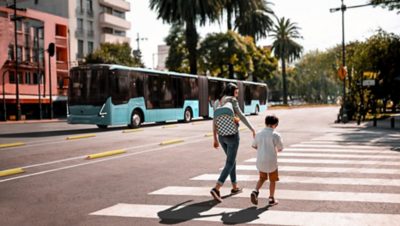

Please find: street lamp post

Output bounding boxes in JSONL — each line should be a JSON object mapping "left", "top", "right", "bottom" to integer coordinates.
{"left": 2, "top": 70, "right": 8, "bottom": 121}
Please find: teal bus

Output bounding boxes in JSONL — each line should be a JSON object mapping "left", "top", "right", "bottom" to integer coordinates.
{"left": 67, "top": 64, "right": 268, "bottom": 128}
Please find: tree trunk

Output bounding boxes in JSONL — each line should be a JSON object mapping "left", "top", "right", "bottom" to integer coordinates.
{"left": 281, "top": 57, "right": 288, "bottom": 105}
{"left": 227, "top": 9, "right": 234, "bottom": 79}
{"left": 185, "top": 21, "right": 198, "bottom": 75}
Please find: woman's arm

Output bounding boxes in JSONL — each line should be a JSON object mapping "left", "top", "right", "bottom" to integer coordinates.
{"left": 231, "top": 98, "right": 255, "bottom": 137}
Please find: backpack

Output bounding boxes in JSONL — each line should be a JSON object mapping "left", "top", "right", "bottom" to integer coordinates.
{"left": 214, "top": 100, "right": 238, "bottom": 136}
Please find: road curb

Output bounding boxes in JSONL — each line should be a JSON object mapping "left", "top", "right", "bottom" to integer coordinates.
{"left": 0, "top": 142, "right": 25, "bottom": 149}
{"left": 160, "top": 139, "right": 184, "bottom": 145}
{"left": 66, "top": 134, "right": 96, "bottom": 140}
{"left": 0, "top": 168, "right": 25, "bottom": 177}
{"left": 86, "top": 149, "right": 127, "bottom": 160}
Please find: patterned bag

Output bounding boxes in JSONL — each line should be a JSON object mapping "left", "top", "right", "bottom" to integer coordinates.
{"left": 214, "top": 101, "right": 238, "bottom": 136}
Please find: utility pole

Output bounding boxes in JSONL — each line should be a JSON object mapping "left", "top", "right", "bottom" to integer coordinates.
{"left": 135, "top": 33, "right": 147, "bottom": 52}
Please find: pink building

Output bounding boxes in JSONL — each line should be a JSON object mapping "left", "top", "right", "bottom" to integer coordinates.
{"left": 0, "top": 7, "right": 69, "bottom": 120}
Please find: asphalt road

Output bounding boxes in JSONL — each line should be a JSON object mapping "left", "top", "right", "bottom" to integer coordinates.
{"left": 1, "top": 106, "right": 400, "bottom": 226}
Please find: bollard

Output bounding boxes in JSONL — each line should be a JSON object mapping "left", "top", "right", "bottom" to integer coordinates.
{"left": 373, "top": 116, "right": 377, "bottom": 127}
{"left": 391, "top": 117, "right": 395, "bottom": 128}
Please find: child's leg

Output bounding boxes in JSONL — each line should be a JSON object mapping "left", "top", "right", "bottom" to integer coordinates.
{"left": 256, "top": 172, "right": 268, "bottom": 191}
{"left": 269, "top": 181, "right": 276, "bottom": 197}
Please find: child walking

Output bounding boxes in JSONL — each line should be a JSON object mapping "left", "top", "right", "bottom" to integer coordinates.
{"left": 251, "top": 115, "right": 283, "bottom": 206}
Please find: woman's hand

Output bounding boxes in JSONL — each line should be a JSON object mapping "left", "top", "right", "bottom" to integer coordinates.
{"left": 213, "top": 139, "right": 219, "bottom": 149}
{"left": 252, "top": 129, "right": 256, "bottom": 138}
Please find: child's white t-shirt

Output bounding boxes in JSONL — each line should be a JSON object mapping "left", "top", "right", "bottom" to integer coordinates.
{"left": 252, "top": 127, "right": 283, "bottom": 173}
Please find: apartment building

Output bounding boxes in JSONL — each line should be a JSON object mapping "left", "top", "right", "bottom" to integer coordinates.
{"left": 0, "top": 6, "right": 69, "bottom": 120}
{"left": 0, "top": 0, "right": 131, "bottom": 120}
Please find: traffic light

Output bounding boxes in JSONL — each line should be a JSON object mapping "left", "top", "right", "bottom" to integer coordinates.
{"left": 48, "top": 42, "right": 55, "bottom": 57}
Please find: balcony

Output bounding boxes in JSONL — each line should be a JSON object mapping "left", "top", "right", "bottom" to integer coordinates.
{"left": 56, "top": 61, "right": 68, "bottom": 71}
{"left": 101, "top": 33, "right": 130, "bottom": 44}
{"left": 55, "top": 36, "right": 67, "bottom": 47}
{"left": 99, "top": 0, "right": 130, "bottom": 12}
{"left": 99, "top": 13, "right": 131, "bottom": 30}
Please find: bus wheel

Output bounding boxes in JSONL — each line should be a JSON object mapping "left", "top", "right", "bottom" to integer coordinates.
{"left": 184, "top": 107, "right": 192, "bottom": 123}
{"left": 254, "top": 105, "right": 260, "bottom": 115}
{"left": 97, "top": 124, "right": 108, "bottom": 129}
{"left": 129, "top": 110, "right": 142, "bottom": 128}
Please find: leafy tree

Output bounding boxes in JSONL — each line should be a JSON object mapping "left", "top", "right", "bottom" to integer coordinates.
{"left": 150, "top": 0, "right": 222, "bottom": 75}
{"left": 370, "top": 0, "right": 400, "bottom": 13}
{"left": 164, "top": 23, "right": 190, "bottom": 73}
{"left": 270, "top": 17, "right": 303, "bottom": 105}
{"left": 85, "top": 42, "right": 144, "bottom": 67}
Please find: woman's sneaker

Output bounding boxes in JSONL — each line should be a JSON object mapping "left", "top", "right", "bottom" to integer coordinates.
{"left": 250, "top": 190, "right": 259, "bottom": 205}
{"left": 210, "top": 188, "right": 222, "bottom": 202}
{"left": 268, "top": 196, "right": 278, "bottom": 206}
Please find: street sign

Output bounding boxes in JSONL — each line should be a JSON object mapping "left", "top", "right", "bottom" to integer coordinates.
{"left": 362, "top": 79, "right": 375, "bottom": 87}
{"left": 338, "top": 66, "right": 347, "bottom": 80}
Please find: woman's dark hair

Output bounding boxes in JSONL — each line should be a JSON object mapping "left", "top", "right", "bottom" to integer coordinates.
{"left": 222, "top": 82, "right": 238, "bottom": 97}
{"left": 265, "top": 115, "right": 279, "bottom": 126}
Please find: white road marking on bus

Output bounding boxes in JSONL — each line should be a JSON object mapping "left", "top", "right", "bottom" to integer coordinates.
{"left": 245, "top": 158, "right": 400, "bottom": 166}
{"left": 191, "top": 174, "right": 400, "bottom": 186}
{"left": 283, "top": 148, "right": 399, "bottom": 155}
{"left": 234, "top": 165, "right": 400, "bottom": 174}
{"left": 279, "top": 152, "right": 400, "bottom": 159}
{"left": 0, "top": 135, "right": 209, "bottom": 183}
{"left": 290, "top": 144, "right": 387, "bottom": 149}
{"left": 89, "top": 203, "right": 400, "bottom": 226}
{"left": 150, "top": 186, "right": 400, "bottom": 203}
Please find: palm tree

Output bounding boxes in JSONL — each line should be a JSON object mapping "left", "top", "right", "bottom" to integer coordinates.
{"left": 270, "top": 17, "right": 303, "bottom": 105}
{"left": 149, "top": 0, "right": 222, "bottom": 75}
{"left": 220, "top": 0, "right": 274, "bottom": 78}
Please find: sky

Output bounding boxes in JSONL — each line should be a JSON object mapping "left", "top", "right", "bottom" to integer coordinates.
{"left": 127, "top": 0, "right": 400, "bottom": 69}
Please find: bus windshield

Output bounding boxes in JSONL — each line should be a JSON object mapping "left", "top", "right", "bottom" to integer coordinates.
{"left": 69, "top": 68, "right": 109, "bottom": 106}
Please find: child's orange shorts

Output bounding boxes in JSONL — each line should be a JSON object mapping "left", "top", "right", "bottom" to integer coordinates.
{"left": 259, "top": 169, "right": 279, "bottom": 182}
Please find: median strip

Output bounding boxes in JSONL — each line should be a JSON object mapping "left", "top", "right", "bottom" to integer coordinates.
{"left": 122, "top": 129, "right": 144, "bottom": 133}
{"left": 66, "top": 134, "right": 96, "bottom": 140}
{"left": 160, "top": 139, "right": 184, "bottom": 146}
{"left": 0, "top": 168, "right": 25, "bottom": 177}
{"left": 86, "top": 149, "right": 127, "bottom": 160}
{"left": 0, "top": 142, "right": 25, "bottom": 149}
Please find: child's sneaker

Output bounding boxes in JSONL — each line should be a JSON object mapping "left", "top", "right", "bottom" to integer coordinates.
{"left": 210, "top": 188, "right": 222, "bottom": 202}
{"left": 268, "top": 196, "right": 278, "bottom": 206}
{"left": 250, "top": 190, "right": 259, "bottom": 205}
{"left": 231, "top": 187, "right": 243, "bottom": 194}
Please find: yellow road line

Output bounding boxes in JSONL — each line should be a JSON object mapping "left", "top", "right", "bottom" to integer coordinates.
{"left": 0, "top": 142, "right": 25, "bottom": 149}
{"left": 204, "top": 133, "right": 213, "bottom": 137}
{"left": 160, "top": 139, "right": 184, "bottom": 145}
{"left": 0, "top": 168, "right": 25, "bottom": 177}
{"left": 162, "top": 125, "right": 177, "bottom": 128}
{"left": 66, "top": 134, "right": 96, "bottom": 140}
{"left": 86, "top": 149, "right": 127, "bottom": 160}
{"left": 122, "top": 129, "right": 144, "bottom": 133}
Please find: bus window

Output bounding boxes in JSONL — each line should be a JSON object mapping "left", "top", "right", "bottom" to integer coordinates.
{"left": 173, "top": 77, "right": 183, "bottom": 108}
{"left": 244, "top": 84, "right": 252, "bottom": 105}
{"left": 129, "top": 71, "right": 144, "bottom": 98}
{"left": 110, "top": 70, "right": 130, "bottom": 105}
{"left": 159, "top": 77, "right": 174, "bottom": 108}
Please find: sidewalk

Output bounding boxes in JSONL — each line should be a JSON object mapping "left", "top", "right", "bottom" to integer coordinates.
{"left": 0, "top": 118, "right": 66, "bottom": 125}
{"left": 365, "top": 115, "right": 400, "bottom": 130}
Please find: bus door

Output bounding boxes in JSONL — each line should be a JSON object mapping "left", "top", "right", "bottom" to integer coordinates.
{"left": 237, "top": 81, "right": 245, "bottom": 111}
{"left": 198, "top": 76, "right": 208, "bottom": 118}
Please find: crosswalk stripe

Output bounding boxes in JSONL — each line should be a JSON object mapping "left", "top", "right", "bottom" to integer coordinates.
{"left": 191, "top": 174, "right": 400, "bottom": 186}
{"left": 234, "top": 165, "right": 400, "bottom": 175}
{"left": 90, "top": 203, "right": 400, "bottom": 226}
{"left": 149, "top": 186, "right": 400, "bottom": 204}
{"left": 246, "top": 158, "right": 400, "bottom": 166}
{"left": 279, "top": 152, "right": 400, "bottom": 159}
{"left": 284, "top": 148, "right": 399, "bottom": 155}
{"left": 290, "top": 144, "right": 387, "bottom": 149}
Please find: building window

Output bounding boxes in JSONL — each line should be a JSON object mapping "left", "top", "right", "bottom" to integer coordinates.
{"left": 77, "top": 0, "right": 84, "bottom": 13}
{"left": 8, "top": 45, "right": 14, "bottom": 60}
{"left": 77, "top": 18, "right": 84, "bottom": 32}
{"left": 86, "top": 0, "right": 93, "bottom": 14}
{"left": 102, "top": 27, "right": 113, "bottom": 34}
{"left": 18, "top": 72, "right": 23, "bottom": 84}
{"left": 25, "top": 72, "right": 32, "bottom": 84}
{"left": 16, "top": 20, "right": 22, "bottom": 31}
{"left": 17, "top": 46, "right": 22, "bottom": 62}
{"left": 87, "top": 20, "right": 94, "bottom": 37}
{"left": 25, "top": 47, "right": 31, "bottom": 62}
{"left": 9, "top": 71, "right": 15, "bottom": 84}
{"left": 77, "top": 40, "right": 84, "bottom": 58}
{"left": 88, "top": 41, "right": 93, "bottom": 54}
{"left": 114, "top": 30, "right": 126, "bottom": 37}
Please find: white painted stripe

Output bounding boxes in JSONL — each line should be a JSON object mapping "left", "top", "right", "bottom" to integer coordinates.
{"left": 150, "top": 186, "right": 400, "bottom": 204}
{"left": 284, "top": 147, "right": 398, "bottom": 154}
{"left": 234, "top": 165, "right": 400, "bottom": 175}
{"left": 90, "top": 203, "right": 400, "bottom": 226}
{"left": 279, "top": 152, "right": 400, "bottom": 159}
{"left": 291, "top": 144, "right": 387, "bottom": 150}
{"left": 191, "top": 174, "right": 400, "bottom": 186}
{"left": 245, "top": 158, "right": 400, "bottom": 167}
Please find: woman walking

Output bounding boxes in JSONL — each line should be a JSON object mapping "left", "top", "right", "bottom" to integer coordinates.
{"left": 211, "top": 83, "right": 256, "bottom": 202}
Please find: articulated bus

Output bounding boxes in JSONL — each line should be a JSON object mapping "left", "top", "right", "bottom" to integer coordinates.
{"left": 67, "top": 64, "right": 268, "bottom": 128}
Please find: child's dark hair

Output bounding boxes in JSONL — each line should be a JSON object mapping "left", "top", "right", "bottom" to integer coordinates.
{"left": 221, "top": 82, "right": 238, "bottom": 97}
{"left": 265, "top": 115, "right": 279, "bottom": 126}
